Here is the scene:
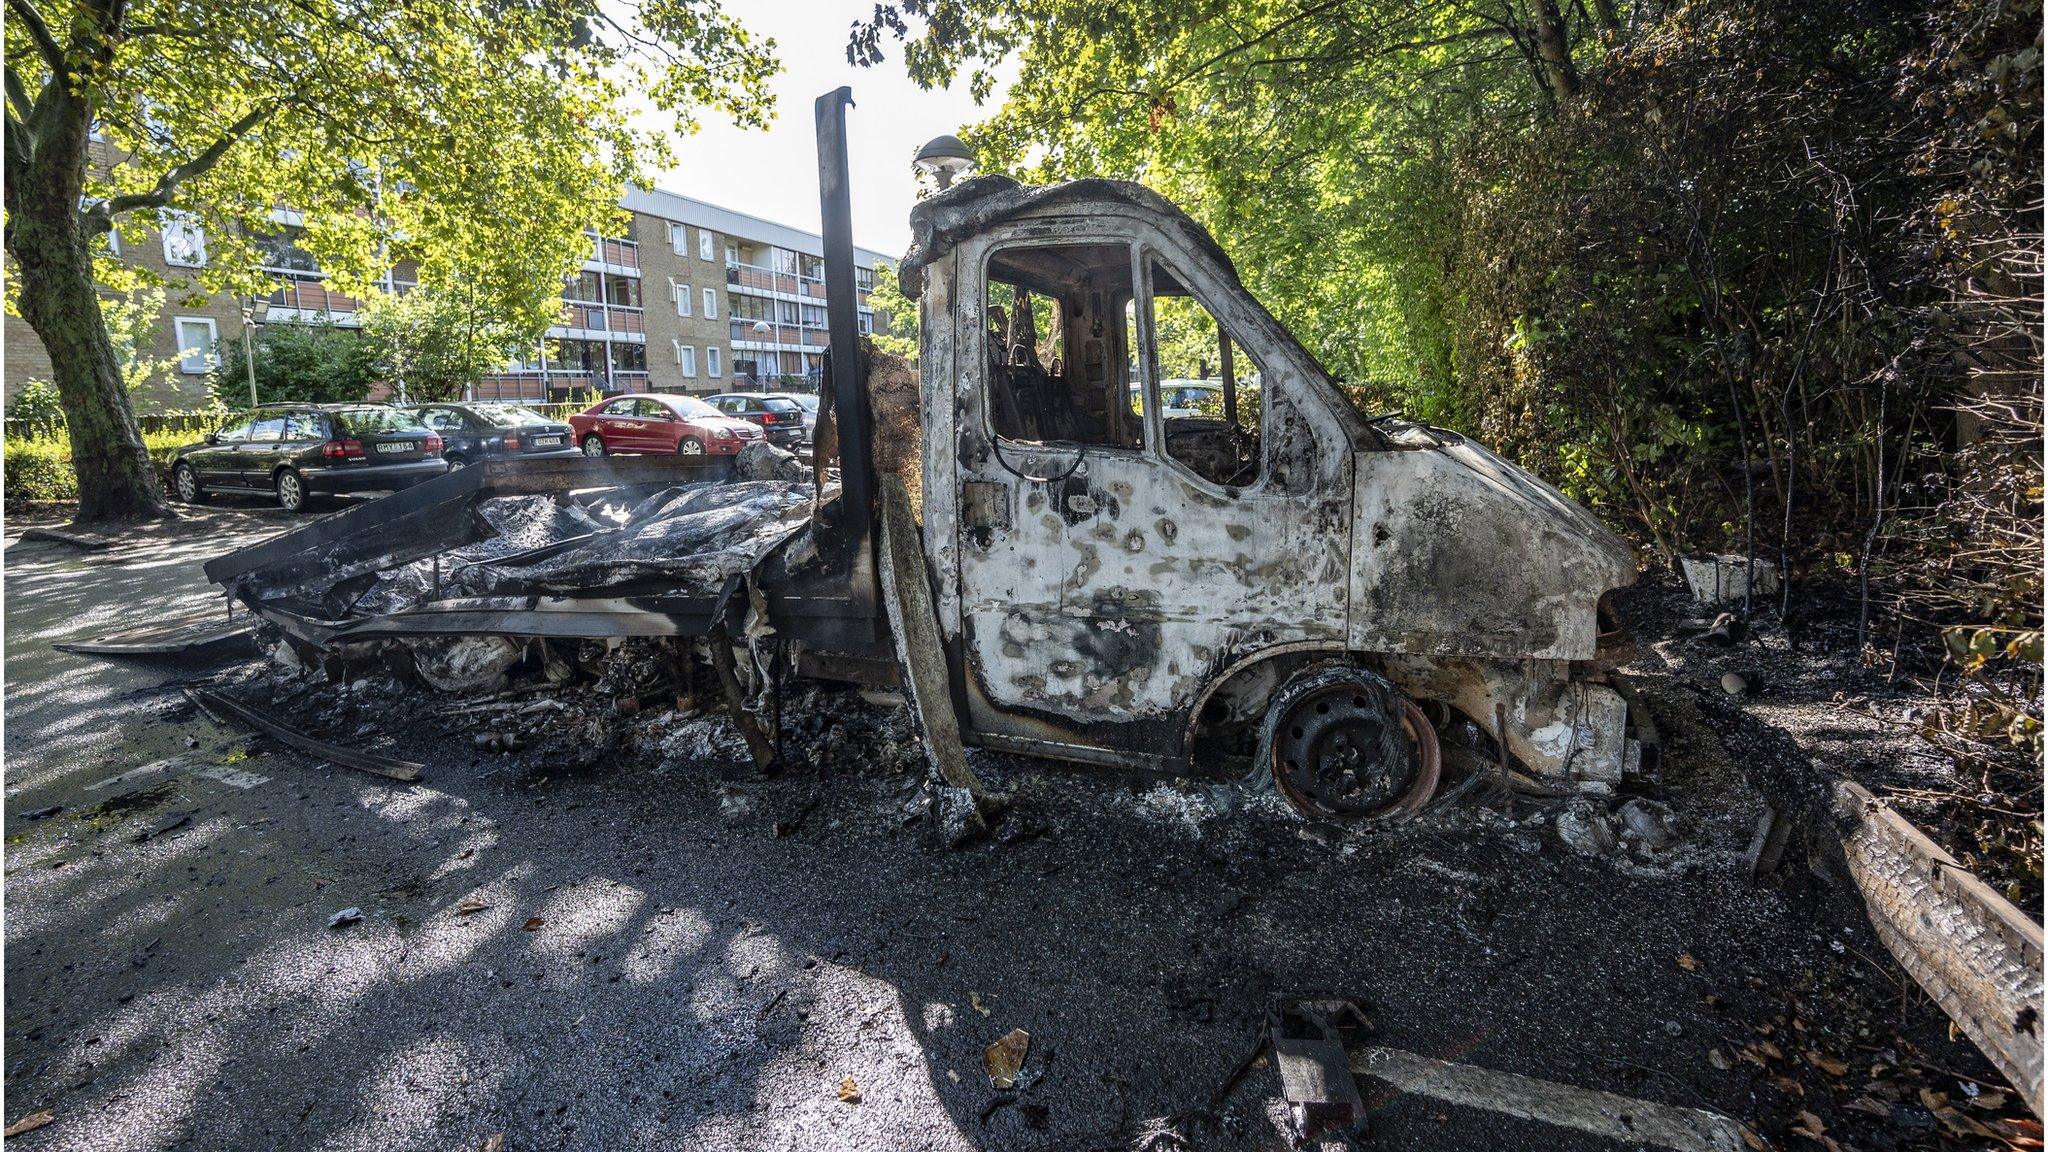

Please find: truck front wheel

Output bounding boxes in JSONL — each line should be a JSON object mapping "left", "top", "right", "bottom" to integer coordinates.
{"left": 1255, "top": 664, "right": 1439, "bottom": 823}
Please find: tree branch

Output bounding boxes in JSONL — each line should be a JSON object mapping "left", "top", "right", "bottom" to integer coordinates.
{"left": 6, "top": 0, "right": 68, "bottom": 77}
{"left": 104, "top": 101, "right": 281, "bottom": 215}
{"left": 4, "top": 64, "right": 34, "bottom": 121}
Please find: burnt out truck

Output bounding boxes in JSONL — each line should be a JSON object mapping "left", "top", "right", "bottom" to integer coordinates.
{"left": 202, "top": 88, "right": 1646, "bottom": 824}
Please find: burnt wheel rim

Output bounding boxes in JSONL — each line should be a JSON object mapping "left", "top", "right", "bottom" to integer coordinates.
{"left": 1272, "top": 685, "right": 1440, "bottom": 822}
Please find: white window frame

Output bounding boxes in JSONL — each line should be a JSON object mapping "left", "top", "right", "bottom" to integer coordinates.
{"left": 173, "top": 316, "right": 217, "bottom": 374}
{"left": 698, "top": 230, "right": 714, "bottom": 261}
{"left": 668, "top": 222, "right": 686, "bottom": 254}
{"left": 160, "top": 211, "right": 207, "bottom": 267}
{"left": 678, "top": 344, "right": 697, "bottom": 378}
{"left": 702, "top": 287, "right": 717, "bottom": 320}
{"left": 670, "top": 277, "right": 690, "bottom": 317}
{"left": 706, "top": 346, "right": 722, "bottom": 379}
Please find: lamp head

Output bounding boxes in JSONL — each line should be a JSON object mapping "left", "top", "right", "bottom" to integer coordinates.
{"left": 913, "top": 134, "right": 976, "bottom": 190}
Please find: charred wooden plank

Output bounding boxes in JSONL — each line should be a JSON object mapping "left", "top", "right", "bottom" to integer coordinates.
{"left": 185, "top": 688, "right": 423, "bottom": 783}
{"left": 1833, "top": 781, "right": 2043, "bottom": 1116}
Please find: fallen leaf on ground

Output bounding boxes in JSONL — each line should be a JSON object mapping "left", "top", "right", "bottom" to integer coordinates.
{"left": 1805, "top": 1050, "right": 1848, "bottom": 1077}
{"left": 837, "top": 1076, "right": 861, "bottom": 1104}
{"left": 969, "top": 991, "right": 991, "bottom": 1016}
{"left": 1676, "top": 952, "right": 1699, "bottom": 971}
{"left": 1707, "top": 1048, "right": 1733, "bottom": 1071}
{"left": 457, "top": 899, "right": 489, "bottom": 916}
{"left": 983, "top": 1028, "right": 1030, "bottom": 1090}
{"left": 3, "top": 1110, "right": 53, "bottom": 1137}
{"left": 522, "top": 917, "right": 545, "bottom": 931}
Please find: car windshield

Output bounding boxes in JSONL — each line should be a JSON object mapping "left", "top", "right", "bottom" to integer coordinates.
{"left": 478, "top": 405, "right": 553, "bottom": 427}
{"left": 664, "top": 397, "right": 719, "bottom": 419}
{"left": 783, "top": 395, "right": 819, "bottom": 411}
{"left": 761, "top": 398, "right": 802, "bottom": 413}
{"left": 334, "top": 407, "right": 426, "bottom": 434}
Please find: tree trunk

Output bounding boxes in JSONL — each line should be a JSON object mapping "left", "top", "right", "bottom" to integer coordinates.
{"left": 1531, "top": 0, "right": 1581, "bottom": 101}
{"left": 9, "top": 209, "right": 171, "bottom": 523}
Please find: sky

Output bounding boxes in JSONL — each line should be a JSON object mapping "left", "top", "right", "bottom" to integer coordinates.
{"left": 632, "top": 3, "right": 1014, "bottom": 260}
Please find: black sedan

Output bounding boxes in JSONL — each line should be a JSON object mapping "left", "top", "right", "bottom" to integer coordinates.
{"left": 703, "top": 393, "right": 808, "bottom": 447}
{"left": 170, "top": 403, "right": 447, "bottom": 512}
{"left": 409, "top": 402, "right": 580, "bottom": 467}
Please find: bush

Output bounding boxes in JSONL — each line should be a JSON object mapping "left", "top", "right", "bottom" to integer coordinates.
{"left": 3, "top": 434, "right": 77, "bottom": 502}
{"left": 5, "top": 379, "right": 65, "bottom": 438}
{"left": 3, "top": 426, "right": 195, "bottom": 504}
{"left": 207, "top": 321, "right": 377, "bottom": 406}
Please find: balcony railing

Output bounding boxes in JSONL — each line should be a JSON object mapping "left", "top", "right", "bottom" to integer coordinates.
{"left": 730, "top": 320, "right": 831, "bottom": 348}
{"left": 555, "top": 302, "right": 645, "bottom": 334}
{"left": 588, "top": 235, "right": 640, "bottom": 272}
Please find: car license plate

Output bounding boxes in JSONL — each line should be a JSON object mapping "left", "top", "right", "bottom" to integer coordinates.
{"left": 374, "top": 441, "right": 410, "bottom": 454}
{"left": 534, "top": 435, "right": 563, "bottom": 446}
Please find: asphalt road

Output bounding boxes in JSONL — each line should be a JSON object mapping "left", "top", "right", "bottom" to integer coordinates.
{"left": 1, "top": 511, "right": 2004, "bottom": 1151}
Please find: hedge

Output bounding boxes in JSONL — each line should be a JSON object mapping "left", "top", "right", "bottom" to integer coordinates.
{"left": 3, "top": 428, "right": 194, "bottom": 504}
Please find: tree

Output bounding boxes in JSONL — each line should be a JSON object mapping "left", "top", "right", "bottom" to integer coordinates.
{"left": 205, "top": 321, "right": 377, "bottom": 407}
{"left": 866, "top": 260, "right": 920, "bottom": 359}
{"left": 360, "top": 282, "right": 537, "bottom": 403}
{"left": 4, "top": 0, "right": 776, "bottom": 521}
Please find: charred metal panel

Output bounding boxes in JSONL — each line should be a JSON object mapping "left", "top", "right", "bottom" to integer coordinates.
{"left": 1349, "top": 433, "right": 1636, "bottom": 662}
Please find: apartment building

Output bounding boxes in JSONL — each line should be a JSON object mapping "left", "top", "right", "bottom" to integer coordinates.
{"left": 3, "top": 187, "right": 891, "bottom": 411}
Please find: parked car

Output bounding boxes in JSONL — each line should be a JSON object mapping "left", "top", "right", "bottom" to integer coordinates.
{"left": 568, "top": 393, "right": 763, "bottom": 457}
{"left": 407, "top": 402, "right": 580, "bottom": 466}
{"left": 774, "top": 392, "right": 820, "bottom": 443}
{"left": 170, "top": 403, "right": 446, "bottom": 512}
{"left": 703, "top": 392, "right": 808, "bottom": 447}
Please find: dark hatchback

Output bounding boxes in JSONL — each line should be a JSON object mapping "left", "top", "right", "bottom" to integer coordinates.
{"left": 170, "top": 403, "right": 446, "bottom": 512}
{"left": 704, "top": 392, "right": 807, "bottom": 447}
{"left": 409, "top": 402, "right": 580, "bottom": 466}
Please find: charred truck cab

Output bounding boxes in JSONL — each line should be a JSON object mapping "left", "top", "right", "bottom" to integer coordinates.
{"left": 200, "top": 92, "right": 1647, "bottom": 828}
{"left": 901, "top": 177, "right": 1643, "bottom": 817}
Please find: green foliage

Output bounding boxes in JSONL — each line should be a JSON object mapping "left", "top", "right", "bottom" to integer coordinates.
{"left": 360, "top": 284, "right": 540, "bottom": 403}
{"left": 3, "top": 426, "right": 191, "bottom": 502}
{"left": 5, "top": 380, "right": 66, "bottom": 437}
{"left": 206, "top": 322, "right": 379, "bottom": 406}
{"left": 867, "top": 261, "right": 921, "bottom": 359}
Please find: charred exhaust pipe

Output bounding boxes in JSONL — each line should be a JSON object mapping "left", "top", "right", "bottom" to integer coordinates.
{"left": 815, "top": 86, "right": 874, "bottom": 548}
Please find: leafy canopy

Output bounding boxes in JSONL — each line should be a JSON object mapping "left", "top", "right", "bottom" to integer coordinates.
{"left": 4, "top": 0, "right": 779, "bottom": 333}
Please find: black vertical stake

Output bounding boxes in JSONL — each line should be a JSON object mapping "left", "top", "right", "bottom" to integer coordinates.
{"left": 816, "top": 86, "right": 873, "bottom": 547}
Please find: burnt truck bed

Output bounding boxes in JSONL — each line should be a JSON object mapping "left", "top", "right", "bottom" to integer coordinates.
{"left": 203, "top": 454, "right": 896, "bottom": 675}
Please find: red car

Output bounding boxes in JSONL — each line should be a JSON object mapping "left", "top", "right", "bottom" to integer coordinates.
{"left": 569, "top": 393, "right": 765, "bottom": 457}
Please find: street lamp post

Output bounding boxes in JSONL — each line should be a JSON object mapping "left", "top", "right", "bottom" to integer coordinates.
{"left": 240, "top": 294, "right": 271, "bottom": 409}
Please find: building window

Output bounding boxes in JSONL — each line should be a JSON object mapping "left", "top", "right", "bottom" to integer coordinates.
{"left": 702, "top": 288, "right": 717, "bottom": 320}
{"left": 668, "top": 223, "right": 686, "bottom": 254}
{"left": 707, "top": 346, "right": 722, "bottom": 378}
{"left": 677, "top": 344, "right": 697, "bottom": 378}
{"left": 161, "top": 211, "right": 207, "bottom": 267}
{"left": 858, "top": 312, "right": 873, "bottom": 335}
{"left": 725, "top": 241, "right": 738, "bottom": 264}
{"left": 698, "top": 230, "right": 714, "bottom": 261}
{"left": 173, "top": 317, "right": 217, "bottom": 374}
{"left": 855, "top": 266, "right": 875, "bottom": 293}
{"left": 671, "top": 278, "right": 690, "bottom": 317}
